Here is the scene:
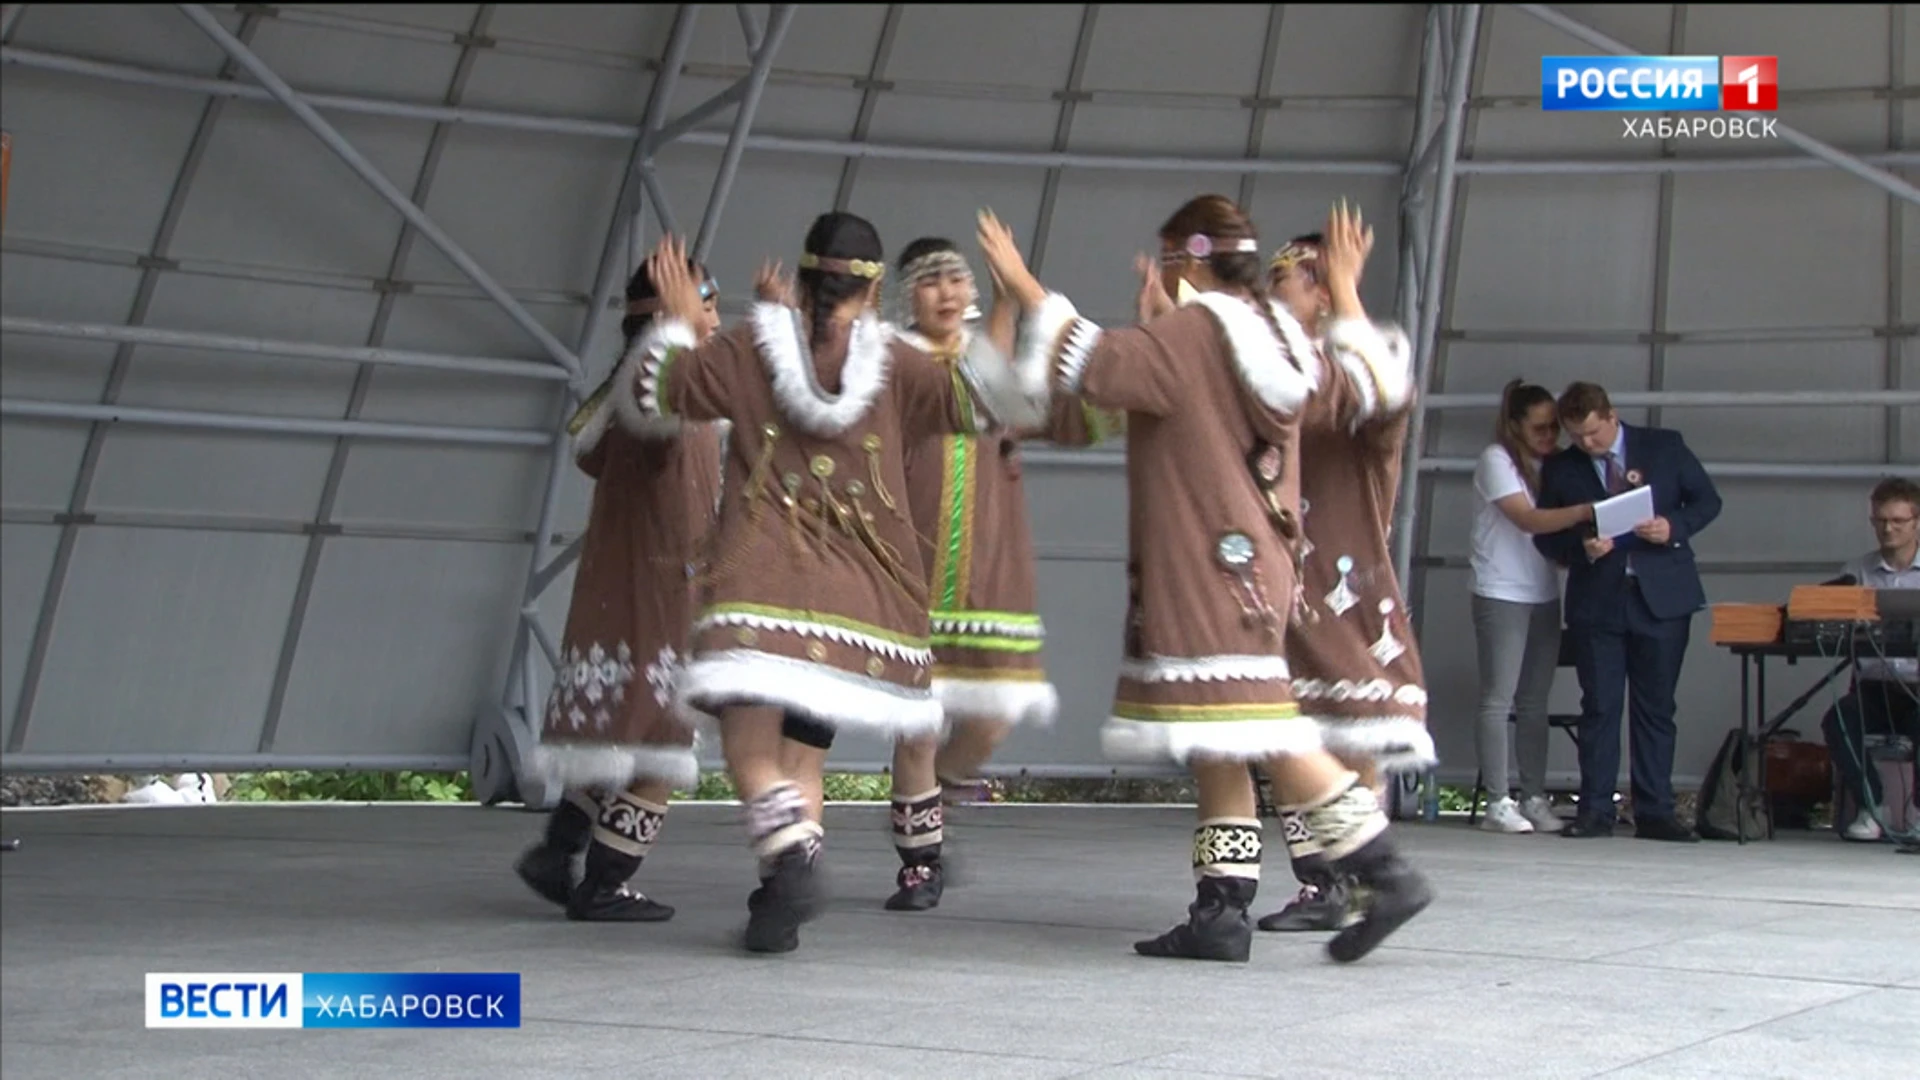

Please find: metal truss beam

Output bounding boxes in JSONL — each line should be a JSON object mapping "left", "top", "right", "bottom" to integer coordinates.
{"left": 174, "top": 3, "right": 587, "bottom": 384}
{"left": 0, "top": 398, "right": 550, "bottom": 447}
{"left": 1236, "top": 5, "right": 1288, "bottom": 214}
{"left": 1391, "top": 4, "right": 1481, "bottom": 587}
{"left": 693, "top": 4, "right": 795, "bottom": 262}
{"left": 6, "top": 8, "right": 269, "bottom": 755}
{"left": 12, "top": 43, "right": 1920, "bottom": 179}
{"left": 1027, "top": 4, "right": 1099, "bottom": 276}
{"left": 832, "top": 4, "right": 903, "bottom": 212}
{"left": 478, "top": 6, "right": 708, "bottom": 806}
{"left": 0, "top": 315, "right": 568, "bottom": 382}
{"left": 255, "top": 3, "right": 505, "bottom": 758}
{"left": 1396, "top": 4, "right": 1444, "bottom": 340}
{"left": 1514, "top": 3, "right": 1920, "bottom": 207}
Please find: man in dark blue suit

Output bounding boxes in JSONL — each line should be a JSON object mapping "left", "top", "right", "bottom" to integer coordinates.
{"left": 1534, "top": 382, "right": 1722, "bottom": 841}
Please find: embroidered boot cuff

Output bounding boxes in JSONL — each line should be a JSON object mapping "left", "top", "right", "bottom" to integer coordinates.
{"left": 593, "top": 789, "right": 669, "bottom": 858}
{"left": 890, "top": 787, "right": 945, "bottom": 850}
{"left": 1303, "top": 784, "right": 1390, "bottom": 863}
{"left": 1192, "top": 817, "right": 1263, "bottom": 881}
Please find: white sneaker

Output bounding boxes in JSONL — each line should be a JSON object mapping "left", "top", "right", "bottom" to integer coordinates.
{"left": 1843, "top": 810, "right": 1883, "bottom": 841}
{"left": 1519, "top": 795, "right": 1564, "bottom": 833}
{"left": 1480, "top": 796, "right": 1534, "bottom": 833}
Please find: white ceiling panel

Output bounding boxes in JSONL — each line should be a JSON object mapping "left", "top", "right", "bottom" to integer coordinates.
{"left": 0, "top": 70, "right": 209, "bottom": 252}
{"left": 247, "top": 14, "right": 463, "bottom": 100}
{"left": 484, "top": 4, "right": 675, "bottom": 59}
{"left": 1079, "top": 5, "right": 1271, "bottom": 98}
{"left": 1686, "top": 4, "right": 1892, "bottom": 89}
{"left": 887, "top": 5, "right": 1082, "bottom": 92}
{"left": 1266, "top": 4, "right": 1426, "bottom": 98}
{"left": 1449, "top": 174, "right": 1660, "bottom": 332}
{"left": 1476, "top": 4, "right": 1680, "bottom": 99}
{"left": 275, "top": 5, "right": 486, "bottom": 36}
{"left": 1066, "top": 103, "right": 1249, "bottom": 158}
{"left": 1665, "top": 169, "right": 1887, "bottom": 331}
{"left": 163, "top": 101, "right": 425, "bottom": 280}
{"left": 863, "top": 94, "right": 1061, "bottom": 152}
{"left": 8, "top": 3, "right": 239, "bottom": 74}
{"left": 1258, "top": 106, "right": 1415, "bottom": 159}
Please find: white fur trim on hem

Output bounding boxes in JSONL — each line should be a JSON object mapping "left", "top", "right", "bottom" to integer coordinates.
{"left": 1120, "top": 655, "right": 1291, "bottom": 683}
{"left": 675, "top": 649, "right": 944, "bottom": 741}
{"left": 526, "top": 742, "right": 699, "bottom": 793}
{"left": 1311, "top": 716, "right": 1436, "bottom": 774}
{"left": 1186, "top": 292, "right": 1314, "bottom": 415}
{"left": 749, "top": 302, "right": 891, "bottom": 436}
{"left": 1324, "top": 317, "right": 1414, "bottom": 419}
{"left": 932, "top": 677, "right": 1059, "bottom": 727}
{"left": 1100, "top": 715, "right": 1324, "bottom": 765}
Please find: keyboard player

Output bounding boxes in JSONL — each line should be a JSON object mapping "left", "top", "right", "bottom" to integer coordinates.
{"left": 1823, "top": 478, "right": 1920, "bottom": 842}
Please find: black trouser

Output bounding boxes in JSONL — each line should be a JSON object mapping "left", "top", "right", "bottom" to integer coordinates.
{"left": 781, "top": 712, "right": 835, "bottom": 750}
{"left": 1820, "top": 680, "right": 1920, "bottom": 809}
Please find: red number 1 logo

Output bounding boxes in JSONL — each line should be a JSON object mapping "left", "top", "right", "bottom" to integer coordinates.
{"left": 1720, "top": 56, "right": 1778, "bottom": 111}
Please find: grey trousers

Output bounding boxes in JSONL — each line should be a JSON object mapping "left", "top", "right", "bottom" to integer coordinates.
{"left": 1471, "top": 594, "right": 1563, "bottom": 799}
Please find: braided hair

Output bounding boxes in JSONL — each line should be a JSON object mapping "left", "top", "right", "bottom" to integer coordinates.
{"left": 797, "top": 212, "right": 885, "bottom": 350}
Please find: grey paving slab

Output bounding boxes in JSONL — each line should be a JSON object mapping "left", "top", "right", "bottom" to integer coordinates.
{"left": 1593, "top": 987, "right": 1920, "bottom": 1079}
{"left": 2, "top": 803, "right": 1914, "bottom": 1080}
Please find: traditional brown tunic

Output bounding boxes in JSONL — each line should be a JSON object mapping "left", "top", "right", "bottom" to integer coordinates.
{"left": 893, "top": 325, "right": 1120, "bottom": 728}
{"left": 630, "top": 303, "right": 991, "bottom": 738}
{"left": 1285, "top": 318, "right": 1434, "bottom": 772}
{"left": 1015, "top": 291, "right": 1323, "bottom": 764}
{"left": 529, "top": 341, "right": 725, "bottom": 794}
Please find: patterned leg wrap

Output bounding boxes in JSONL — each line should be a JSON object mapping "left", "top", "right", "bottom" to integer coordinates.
{"left": 1135, "top": 818, "right": 1261, "bottom": 963}
{"left": 1285, "top": 779, "right": 1433, "bottom": 963}
{"left": 1296, "top": 778, "right": 1390, "bottom": 862}
{"left": 567, "top": 790, "right": 673, "bottom": 922}
{"left": 743, "top": 782, "right": 825, "bottom": 954}
{"left": 1191, "top": 817, "right": 1263, "bottom": 882}
{"left": 885, "top": 788, "right": 945, "bottom": 912}
{"left": 1255, "top": 811, "right": 1360, "bottom": 932}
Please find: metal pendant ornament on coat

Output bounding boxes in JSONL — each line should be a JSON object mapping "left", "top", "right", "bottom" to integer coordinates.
{"left": 1324, "top": 556, "right": 1360, "bottom": 618}
{"left": 1369, "top": 599, "right": 1407, "bottom": 665}
{"left": 1216, "top": 531, "right": 1281, "bottom": 640}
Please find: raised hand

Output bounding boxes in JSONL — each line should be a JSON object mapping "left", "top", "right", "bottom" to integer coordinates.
{"left": 646, "top": 235, "right": 704, "bottom": 325}
{"left": 754, "top": 258, "right": 794, "bottom": 307}
{"left": 1134, "top": 252, "right": 1174, "bottom": 324}
{"left": 976, "top": 209, "right": 1045, "bottom": 310}
{"left": 1322, "top": 198, "right": 1374, "bottom": 292}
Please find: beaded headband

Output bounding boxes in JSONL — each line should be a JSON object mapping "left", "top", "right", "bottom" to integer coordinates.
{"left": 1270, "top": 240, "right": 1322, "bottom": 273}
{"left": 625, "top": 278, "right": 716, "bottom": 316}
{"left": 900, "top": 249, "right": 974, "bottom": 285}
{"left": 798, "top": 252, "right": 885, "bottom": 280}
{"left": 1160, "top": 233, "right": 1260, "bottom": 263}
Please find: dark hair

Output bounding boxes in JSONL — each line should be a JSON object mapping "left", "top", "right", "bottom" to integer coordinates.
{"left": 798, "top": 211, "right": 884, "bottom": 350}
{"left": 1276, "top": 232, "right": 1326, "bottom": 287}
{"left": 1557, "top": 381, "right": 1614, "bottom": 424}
{"left": 1871, "top": 477, "right": 1920, "bottom": 511}
{"left": 621, "top": 257, "right": 707, "bottom": 344}
{"left": 1158, "top": 194, "right": 1293, "bottom": 348}
{"left": 896, "top": 236, "right": 958, "bottom": 272}
{"left": 1497, "top": 378, "right": 1557, "bottom": 495}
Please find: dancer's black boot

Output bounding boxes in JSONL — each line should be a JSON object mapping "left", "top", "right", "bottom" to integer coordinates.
{"left": 1134, "top": 817, "right": 1262, "bottom": 963}
{"left": 514, "top": 789, "right": 597, "bottom": 907}
{"left": 742, "top": 782, "right": 824, "bottom": 954}
{"left": 1257, "top": 811, "right": 1360, "bottom": 932}
{"left": 1301, "top": 781, "right": 1433, "bottom": 963}
{"left": 884, "top": 787, "right": 945, "bottom": 912}
{"left": 566, "top": 790, "right": 674, "bottom": 922}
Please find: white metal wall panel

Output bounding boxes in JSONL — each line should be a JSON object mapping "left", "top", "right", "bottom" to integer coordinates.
{"left": 0, "top": 526, "right": 61, "bottom": 742}
{"left": 18, "top": 527, "right": 306, "bottom": 754}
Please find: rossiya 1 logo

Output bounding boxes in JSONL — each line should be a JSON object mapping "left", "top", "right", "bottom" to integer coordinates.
{"left": 1540, "top": 55, "right": 1779, "bottom": 140}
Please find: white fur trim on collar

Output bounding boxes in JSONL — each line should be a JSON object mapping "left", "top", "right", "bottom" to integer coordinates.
{"left": 889, "top": 324, "right": 972, "bottom": 358}
{"left": 1185, "top": 292, "right": 1314, "bottom": 415}
{"left": 749, "top": 301, "right": 891, "bottom": 437}
{"left": 1323, "top": 317, "right": 1415, "bottom": 419}
{"left": 607, "top": 334, "right": 687, "bottom": 441}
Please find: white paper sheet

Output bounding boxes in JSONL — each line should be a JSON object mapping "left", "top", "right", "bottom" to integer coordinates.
{"left": 1593, "top": 484, "right": 1655, "bottom": 539}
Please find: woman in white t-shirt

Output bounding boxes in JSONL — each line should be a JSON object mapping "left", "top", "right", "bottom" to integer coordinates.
{"left": 1470, "top": 380, "right": 1595, "bottom": 833}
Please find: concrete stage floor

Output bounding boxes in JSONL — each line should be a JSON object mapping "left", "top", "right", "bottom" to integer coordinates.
{"left": 1, "top": 802, "right": 1915, "bottom": 1079}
